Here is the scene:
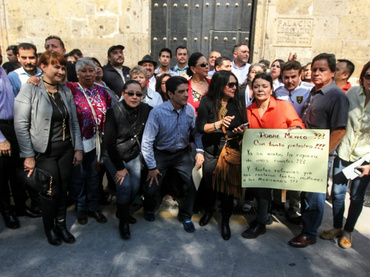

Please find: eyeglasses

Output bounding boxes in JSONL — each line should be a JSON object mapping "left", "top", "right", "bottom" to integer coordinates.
{"left": 198, "top": 62, "right": 209, "bottom": 68}
{"left": 364, "top": 75, "right": 370, "bottom": 80}
{"left": 227, "top": 82, "right": 237, "bottom": 88}
{"left": 125, "top": 91, "right": 143, "bottom": 97}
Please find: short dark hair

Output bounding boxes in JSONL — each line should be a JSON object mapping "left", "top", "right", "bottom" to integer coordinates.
{"left": 312, "top": 53, "right": 336, "bottom": 72}
{"left": 337, "top": 59, "right": 355, "bottom": 78}
{"left": 165, "top": 76, "right": 188, "bottom": 94}
{"left": 6, "top": 45, "right": 18, "bottom": 55}
{"left": 281, "top": 60, "right": 302, "bottom": 74}
{"left": 18, "top": 43, "right": 37, "bottom": 56}
{"left": 70, "top": 49, "right": 83, "bottom": 58}
{"left": 186, "top": 52, "right": 204, "bottom": 77}
{"left": 232, "top": 43, "right": 249, "bottom": 53}
{"left": 359, "top": 61, "right": 370, "bottom": 88}
{"left": 175, "top": 46, "right": 187, "bottom": 55}
{"left": 252, "top": 72, "right": 273, "bottom": 90}
{"left": 215, "top": 56, "right": 231, "bottom": 67}
{"left": 159, "top": 48, "right": 172, "bottom": 58}
{"left": 45, "top": 35, "right": 65, "bottom": 49}
{"left": 259, "top": 59, "right": 270, "bottom": 68}
{"left": 123, "top": 80, "right": 141, "bottom": 92}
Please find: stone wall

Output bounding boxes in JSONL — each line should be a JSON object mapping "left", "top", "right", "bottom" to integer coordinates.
{"left": 0, "top": 0, "right": 151, "bottom": 68}
{"left": 253, "top": 0, "right": 370, "bottom": 78}
{"left": 1, "top": 0, "right": 369, "bottom": 77}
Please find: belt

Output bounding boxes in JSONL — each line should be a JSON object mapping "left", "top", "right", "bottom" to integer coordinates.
{"left": 155, "top": 147, "right": 188, "bottom": 155}
{"left": 0, "top": 119, "right": 14, "bottom": 125}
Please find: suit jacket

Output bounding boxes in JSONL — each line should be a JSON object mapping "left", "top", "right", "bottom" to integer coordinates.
{"left": 14, "top": 82, "right": 83, "bottom": 158}
{"left": 102, "top": 63, "right": 130, "bottom": 97}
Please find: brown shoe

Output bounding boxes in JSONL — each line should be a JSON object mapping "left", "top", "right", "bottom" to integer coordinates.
{"left": 320, "top": 228, "right": 343, "bottom": 240}
{"left": 339, "top": 232, "right": 352, "bottom": 249}
{"left": 289, "top": 234, "right": 316, "bottom": 248}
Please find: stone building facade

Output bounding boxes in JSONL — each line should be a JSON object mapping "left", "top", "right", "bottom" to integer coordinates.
{"left": 0, "top": 0, "right": 369, "bottom": 77}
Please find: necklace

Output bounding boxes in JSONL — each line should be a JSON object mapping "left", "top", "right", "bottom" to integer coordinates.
{"left": 43, "top": 79, "right": 58, "bottom": 86}
{"left": 47, "top": 90, "right": 67, "bottom": 141}
{"left": 220, "top": 101, "right": 228, "bottom": 118}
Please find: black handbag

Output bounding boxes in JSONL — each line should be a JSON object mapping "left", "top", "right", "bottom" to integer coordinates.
{"left": 19, "top": 168, "right": 53, "bottom": 196}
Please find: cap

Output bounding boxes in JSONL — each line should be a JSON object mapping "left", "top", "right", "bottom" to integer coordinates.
{"left": 107, "top": 45, "right": 125, "bottom": 56}
{"left": 138, "top": 55, "right": 157, "bottom": 67}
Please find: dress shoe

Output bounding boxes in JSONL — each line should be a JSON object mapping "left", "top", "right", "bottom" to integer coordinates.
{"left": 241, "top": 220, "right": 266, "bottom": 239}
{"left": 289, "top": 233, "right": 316, "bottom": 248}
{"left": 199, "top": 212, "right": 213, "bottom": 227}
{"left": 45, "top": 228, "right": 62, "bottom": 246}
{"left": 144, "top": 211, "right": 155, "bottom": 222}
{"left": 320, "top": 228, "right": 343, "bottom": 240}
{"left": 76, "top": 211, "right": 88, "bottom": 225}
{"left": 181, "top": 219, "right": 195, "bottom": 233}
{"left": 2, "top": 211, "right": 20, "bottom": 229}
{"left": 221, "top": 222, "right": 231, "bottom": 240}
{"left": 119, "top": 222, "right": 130, "bottom": 240}
{"left": 16, "top": 207, "right": 42, "bottom": 218}
{"left": 88, "top": 210, "right": 107, "bottom": 223}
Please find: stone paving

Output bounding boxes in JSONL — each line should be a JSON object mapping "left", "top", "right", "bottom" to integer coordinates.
{"left": 0, "top": 195, "right": 370, "bottom": 277}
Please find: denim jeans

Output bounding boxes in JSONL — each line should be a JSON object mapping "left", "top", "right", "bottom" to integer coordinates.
{"left": 332, "top": 157, "right": 370, "bottom": 232}
{"left": 102, "top": 155, "right": 141, "bottom": 205}
{"left": 69, "top": 149, "right": 100, "bottom": 212}
{"left": 300, "top": 161, "right": 331, "bottom": 237}
{"left": 143, "top": 149, "right": 196, "bottom": 220}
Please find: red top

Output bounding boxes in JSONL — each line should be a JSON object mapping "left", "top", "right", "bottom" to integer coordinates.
{"left": 247, "top": 97, "right": 305, "bottom": 129}
{"left": 341, "top": 82, "right": 352, "bottom": 93}
{"left": 187, "top": 78, "right": 211, "bottom": 112}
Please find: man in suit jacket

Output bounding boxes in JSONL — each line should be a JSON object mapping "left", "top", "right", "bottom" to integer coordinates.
{"left": 102, "top": 45, "right": 131, "bottom": 97}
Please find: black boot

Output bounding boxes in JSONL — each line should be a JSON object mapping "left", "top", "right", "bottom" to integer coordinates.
{"left": 55, "top": 208, "right": 75, "bottom": 244}
{"left": 117, "top": 203, "right": 130, "bottom": 240}
{"left": 40, "top": 195, "right": 61, "bottom": 246}
{"left": 221, "top": 213, "right": 231, "bottom": 240}
{"left": 199, "top": 211, "right": 213, "bottom": 227}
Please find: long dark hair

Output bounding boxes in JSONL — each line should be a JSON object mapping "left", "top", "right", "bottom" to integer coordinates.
{"left": 359, "top": 61, "right": 370, "bottom": 88}
{"left": 155, "top": 73, "right": 171, "bottom": 101}
{"left": 186, "top": 52, "right": 204, "bottom": 77}
{"left": 207, "top": 70, "right": 247, "bottom": 122}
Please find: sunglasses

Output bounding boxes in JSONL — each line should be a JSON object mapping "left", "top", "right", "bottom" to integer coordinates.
{"left": 364, "top": 75, "right": 370, "bottom": 80}
{"left": 198, "top": 62, "right": 209, "bottom": 68}
{"left": 227, "top": 82, "right": 237, "bottom": 88}
{"left": 125, "top": 91, "right": 143, "bottom": 97}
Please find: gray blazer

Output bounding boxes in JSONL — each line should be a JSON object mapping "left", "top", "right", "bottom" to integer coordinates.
{"left": 14, "top": 81, "right": 83, "bottom": 158}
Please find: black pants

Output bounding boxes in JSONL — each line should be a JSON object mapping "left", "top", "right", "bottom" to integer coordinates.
{"left": 201, "top": 151, "right": 233, "bottom": 216}
{"left": 143, "top": 149, "right": 196, "bottom": 220}
{"left": 35, "top": 140, "right": 74, "bottom": 213}
{"left": 0, "top": 122, "right": 27, "bottom": 213}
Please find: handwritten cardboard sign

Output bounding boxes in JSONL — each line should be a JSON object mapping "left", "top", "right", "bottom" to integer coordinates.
{"left": 242, "top": 129, "right": 330, "bottom": 193}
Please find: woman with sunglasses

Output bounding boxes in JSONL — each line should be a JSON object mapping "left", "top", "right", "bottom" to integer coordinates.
{"left": 66, "top": 58, "right": 112, "bottom": 225}
{"left": 103, "top": 80, "right": 152, "bottom": 239}
{"left": 186, "top": 52, "right": 211, "bottom": 112}
{"left": 242, "top": 72, "right": 304, "bottom": 239}
{"left": 320, "top": 61, "right": 370, "bottom": 249}
{"left": 196, "top": 70, "right": 247, "bottom": 240}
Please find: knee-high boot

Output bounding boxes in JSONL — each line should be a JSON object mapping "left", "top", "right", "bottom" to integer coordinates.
{"left": 40, "top": 194, "right": 61, "bottom": 246}
{"left": 117, "top": 203, "right": 130, "bottom": 240}
{"left": 55, "top": 207, "right": 75, "bottom": 244}
{"left": 221, "top": 213, "right": 231, "bottom": 241}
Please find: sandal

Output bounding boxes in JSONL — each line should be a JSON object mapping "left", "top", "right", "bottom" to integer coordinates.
{"left": 320, "top": 228, "right": 343, "bottom": 240}
{"left": 339, "top": 232, "right": 353, "bottom": 249}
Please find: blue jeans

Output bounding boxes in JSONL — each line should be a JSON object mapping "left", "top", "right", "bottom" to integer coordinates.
{"left": 300, "top": 161, "right": 332, "bottom": 238}
{"left": 69, "top": 149, "right": 100, "bottom": 212}
{"left": 102, "top": 155, "right": 141, "bottom": 205}
{"left": 332, "top": 157, "right": 370, "bottom": 232}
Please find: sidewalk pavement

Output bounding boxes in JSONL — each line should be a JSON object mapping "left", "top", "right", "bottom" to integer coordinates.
{"left": 0, "top": 194, "right": 369, "bottom": 277}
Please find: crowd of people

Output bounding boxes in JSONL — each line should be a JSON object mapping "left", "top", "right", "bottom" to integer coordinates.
{"left": 0, "top": 36, "right": 369, "bottom": 250}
